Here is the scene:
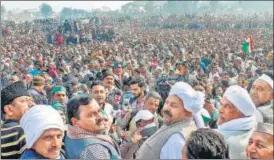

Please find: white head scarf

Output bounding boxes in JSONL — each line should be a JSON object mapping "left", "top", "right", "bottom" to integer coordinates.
{"left": 169, "top": 82, "right": 205, "bottom": 128}
{"left": 169, "top": 82, "right": 205, "bottom": 114}
{"left": 20, "top": 105, "right": 64, "bottom": 148}
{"left": 224, "top": 85, "right": 256, "bottom": 116}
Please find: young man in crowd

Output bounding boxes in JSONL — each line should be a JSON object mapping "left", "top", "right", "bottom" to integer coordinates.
{"left": 129, "top": 76, "right": 147, "bottom": 113}
{"left": 90, "top": 81, "right": 114, "bottom": 124}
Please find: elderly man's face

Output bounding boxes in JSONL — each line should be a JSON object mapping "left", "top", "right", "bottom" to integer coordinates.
{"left": 162, "top": 95, "right": 191, "bottom": 126}
{"left": 33, "top": 128, "right": 63, "bottom": 159}
{"left": 246, "top": 132, "right": 273, "bottom": 159}
{"left": 144, "top": 97, "right": 160, "bottom": 114}
{"left": 218, "top": 98, "right": 244, "bottom": 125}
{"left": 250, "top": 80, "right": 273, "bottom": 107}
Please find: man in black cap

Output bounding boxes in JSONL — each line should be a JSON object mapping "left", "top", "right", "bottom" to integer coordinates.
{"left": 1, "top": 81, "right": 36, "bottom": 159}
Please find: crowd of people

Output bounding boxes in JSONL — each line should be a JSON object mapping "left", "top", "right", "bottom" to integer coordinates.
{"left": 1, "top": 11, "right": 273, "bottom": 159}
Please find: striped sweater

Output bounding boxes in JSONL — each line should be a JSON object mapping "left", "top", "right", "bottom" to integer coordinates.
{"left": 1, "top": 120, "right": 27, "bottom": 159}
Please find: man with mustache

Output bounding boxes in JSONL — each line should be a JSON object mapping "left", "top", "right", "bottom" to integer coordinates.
{"left": 1, "top": 81, "right": 36, "bottom": 159}
{"left": 249, "top": 71, "right": 273, "bottom": 124}
{"left": 246, "top": 123, "right": 273, "bottom": 159}
{"left": 65, "top": 95, "right": 121, "bottom": 159}
{"left": 20, "top": 105, "right": 65, "bottom": 159}
{"left": 216, "top": 85, "right": 257, "bottom": 159}
{"left": 136, "top": 82, "right": 205, "bottom": 159}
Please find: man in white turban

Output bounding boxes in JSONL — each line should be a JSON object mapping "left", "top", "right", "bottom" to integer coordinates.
{"left": 20, "top": 105, "right": 65, "bottom": 159}
{"left": 136, "top": 82, "right": 205, "bottom": 159}
{"left": 250, "top": 71, "right": 273, "bottom": 124}
{"left": 217, "top": 85, "right": 256, "bottom": 159}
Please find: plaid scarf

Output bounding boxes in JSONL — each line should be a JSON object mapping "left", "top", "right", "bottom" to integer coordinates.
{"left": 67, "top": 125, "right": 114, "bottom": 145}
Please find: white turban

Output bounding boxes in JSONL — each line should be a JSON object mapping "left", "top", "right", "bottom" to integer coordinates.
{"left": 169, "top": 82, "right": 205, "bottom": 114}
{"left": 20, "top": 105, "right": 64, "bottom": 148}
{"left": 256, "top": 74, "right": 273, "bottom": 89}
{"left": 224, "top": 85, "right": 256, "bottom": 116}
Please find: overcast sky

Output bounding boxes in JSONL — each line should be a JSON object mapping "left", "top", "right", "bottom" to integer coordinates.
{"left": 1, "top": 1, "right": 132, "bottom": 12}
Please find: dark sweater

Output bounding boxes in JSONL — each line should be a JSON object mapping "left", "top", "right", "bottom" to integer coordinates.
{"left": 1, "top": 120, "right": 27, "bottom": 159}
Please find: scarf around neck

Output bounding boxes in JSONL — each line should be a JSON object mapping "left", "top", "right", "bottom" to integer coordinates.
{"left": 218, "top": 115, "right": 256, "bottom": 131}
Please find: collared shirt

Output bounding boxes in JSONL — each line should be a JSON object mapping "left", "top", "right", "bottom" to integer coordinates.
{"left": 131, "top": 95, "right": 146, "bottom": 113}
{"left": 160, "top": 133, "right": 186, "bottom": 159}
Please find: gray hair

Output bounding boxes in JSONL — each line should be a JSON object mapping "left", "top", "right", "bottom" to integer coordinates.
{"left": 145, "top": 91, "right": 162, "bottom": 102}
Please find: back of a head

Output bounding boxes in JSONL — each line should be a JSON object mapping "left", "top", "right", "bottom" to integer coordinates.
{"left": 185, "top": 128, "right": 229, "bottom": 159}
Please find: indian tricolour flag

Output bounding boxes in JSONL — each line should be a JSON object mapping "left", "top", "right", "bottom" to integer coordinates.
{"left": 242, "top": 35, "right": 254, "bottom": 55}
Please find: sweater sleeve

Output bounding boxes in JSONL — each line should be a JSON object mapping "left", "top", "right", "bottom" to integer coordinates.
{"left": 80, "top": 144, "right": 111, "bottom": 159}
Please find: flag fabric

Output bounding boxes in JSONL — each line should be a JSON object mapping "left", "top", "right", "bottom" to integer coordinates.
{"left": 242, "top": 41, "right": 250, "bottom": 54}
{"left": 242, "top": 35, "right": 253, "bottom": 55}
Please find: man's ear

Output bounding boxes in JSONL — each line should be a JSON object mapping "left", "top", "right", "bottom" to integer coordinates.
{"left": 4, "top": 105, "right": 14, "bottom": 117}
{"left": 268, "top": 91, "right": 274, "bottom": 102}
{"left": 71, "top": 117, "right": 78, "bottom": 126}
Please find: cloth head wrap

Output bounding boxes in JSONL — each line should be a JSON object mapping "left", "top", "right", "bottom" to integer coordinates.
{"left": 224, "top": 85, "right": 256, "bottom": 116}
{"left": 169, "top": 82, "right": 205, "bottom": 114}
{"left": 20, "top": 105, "right": 64, "bottom": 148}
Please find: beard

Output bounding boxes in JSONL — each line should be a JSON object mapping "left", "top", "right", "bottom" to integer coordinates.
{"left": 134, "top": 92, "right": 142, "bottom": 98}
